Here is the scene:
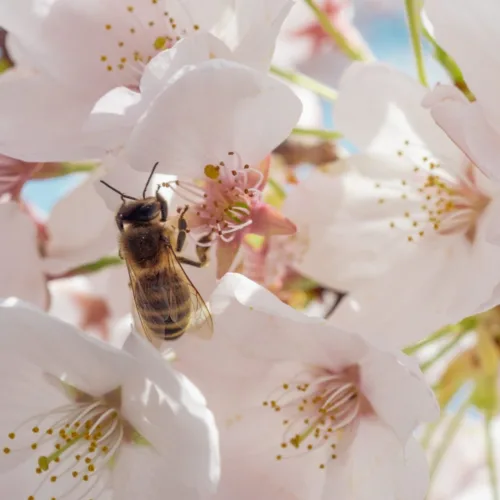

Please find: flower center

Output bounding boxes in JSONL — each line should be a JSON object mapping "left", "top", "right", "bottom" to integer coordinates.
{"left": 100, "top": 3, "right": 200, "bottom": 86}
{"left": 2, "top": 387, "right": 138, "bottom": 499}
{"left": 162, "top": 152, "right": 265, "bottom": 243}
{"left": 262, "top": 369, "right": 362, "bottom": 469}
{"left": 376, "top": 141, "right": 490, "bottom": 243}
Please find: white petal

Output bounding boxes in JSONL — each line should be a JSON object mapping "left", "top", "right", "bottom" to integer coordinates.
{"left": 361, "top": 350, "right": 439, "bottom": 443}
{"left": 140, "top": 33, "right": 233, "bottom": 99}
{"left": 0, "top": 298, "right": 127, "bottom": 395}
{"left": 423, "top": 84, "right": 500, "bottom": 182}
{"left": 336, "top": 62, "right": 463, "bottom": 165}
{"left": 43, "top": 173, "right": 118, "bottom": 276}
{"left": 425, "top": 0, "right": 500, "bottom": 130}
{"left": 0, "top": 202, "right": 47, "bottom": 309}
{"left": 121, "top": 333, "right": 220, "bottom": 495}
{"left": 126, "top": 60, "right": 302, "bottom": 176}
{"left": 112, "top": 443, "right": 210, "bottom": 500}
{"left": 395, "top": 438, "right": 430, "bottom": 500}
{"left": 0, "top": 72, "right": 98, "bottom": 162}
{"left": 230, "top": 0, "right": 294, "bottom": 71}
{"left": 323, "top": 418, "right": 427, "bottom": 500}
{"left": 0, "top": 350, "right": 68, "bottom": 473}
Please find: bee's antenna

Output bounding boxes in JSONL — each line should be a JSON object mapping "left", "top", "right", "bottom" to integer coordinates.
{"left": 99, "top": 180, "right": 137, "bottom": 201}
{"left": 143, "top": 162, "right": 159, "bottom": 199}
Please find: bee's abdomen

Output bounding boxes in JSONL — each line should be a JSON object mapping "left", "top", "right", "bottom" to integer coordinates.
{"left": 135, "top": 271, "right": 192, "bottom": 341}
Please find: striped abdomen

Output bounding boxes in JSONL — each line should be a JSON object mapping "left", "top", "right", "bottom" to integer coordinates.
{"left": 134, "top": 269, "right": 193, "bottom": 340}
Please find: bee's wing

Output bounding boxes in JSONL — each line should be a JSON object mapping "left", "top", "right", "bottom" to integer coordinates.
{"left": 165, "top": 247, "right": 214, "bottom": 340}
{"left": 123, "top": 260, "right": 156, "bottom": 343}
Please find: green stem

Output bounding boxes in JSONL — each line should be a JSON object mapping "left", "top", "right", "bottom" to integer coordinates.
{"left": 403, "top": 324, "right": 457, "bottom": 355}
{"left": 404, "top": 0, "right": 428, "bottom": 87}
{"left": 303, "top": 0, "right": 371, "bottom": 61}
{"left": 429, "top": 395, "right": 471, "bottom": 480}
{"left": 292, "top": 127, "right": 343, "bottom": 140}
{"left": 422, "top": 27, "right": 474, "bottom": 100}
{"left": 270, "top": 66, "right": 338, "bottom": 102}
{"left": 485, "top": 413, "right": 500, "bottom": 500}
{"left": 420, "top": 330, "right": 469, "bottom": 372}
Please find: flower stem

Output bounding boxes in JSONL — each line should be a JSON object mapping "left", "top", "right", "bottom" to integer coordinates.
{"left": 429, "top": 395, "right": 471, "bottom": 480}
{"left": 303, "top": 0, "right": 371, "bottom": 61}
{"left": 422, "top": 27, "right": 474, "bottom": 101}
{"left": 404, "top": 0, "right": 428, "bottom": 87}
{"left": 485, "top": 412, "right": 500, "bottom": 500}
{"left": 404, "top": 324, "right": 456, "bottom": 355}
{"left": 292, "top": 127, "right": 343, "bottom": 140}
{"left": 270, "top": 65, "right": 338, "bottom": 102}
{"left": 420, "top": 330, "right": 469, "bottom": 372}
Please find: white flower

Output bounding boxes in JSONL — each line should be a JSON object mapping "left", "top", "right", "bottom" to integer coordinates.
{"left": 122, "top": 60, "right": 301, "bottom": 277}
{"left": 0, "top": 0, "right": 293, "bottom": 162}
{"left": 0, "top": 172, "right": 119, "bottom": 309}
{"left": 173, "top": 273, "right": 438, "bottom": 500}
{"left": 296, "top": 62, "right": 500, "bottom": 348}
{"left": 0, "top": 202, "right": 47, "bottom": 308}
{"left": 0, "top": 298, "right": 220, "bottom": 499}
{"left": 422, "top": 0, "right": 500, "bottom": 189}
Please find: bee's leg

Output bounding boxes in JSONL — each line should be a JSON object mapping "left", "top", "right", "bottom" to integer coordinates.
{"left": 156, "top": 187, "right": 168, "bottom": 222}
{"left": 176, "top": 205, "right": 190, "bottom": 253}
{"left": 177, "top": 233, "right": 212, "bottom": 268}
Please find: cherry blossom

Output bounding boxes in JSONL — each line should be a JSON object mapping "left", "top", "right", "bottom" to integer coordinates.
{"left": 291, "top": 62, "right": 500, "bottom": 348}
{"left": 172, "top": 274, "right": 438, "bottom": 500}
{"left": 0, "top": 297, "right": 220, "bottom": 499}
{"left": 0, "top": 0, "right": 293, "bottom": 162}
{"left": 125, "top": 60, "right": 300, "bottom": 277}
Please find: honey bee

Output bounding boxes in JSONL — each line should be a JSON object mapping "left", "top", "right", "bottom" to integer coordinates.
{"left": 100, "top": 163, "right": 213, "bottom": 342}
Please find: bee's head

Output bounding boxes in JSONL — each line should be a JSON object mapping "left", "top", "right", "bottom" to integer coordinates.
{"left": 118, "top": 197, "right": 161, "bottom": 224}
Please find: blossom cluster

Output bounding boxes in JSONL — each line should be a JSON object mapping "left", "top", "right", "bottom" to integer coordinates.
{"left": 0, "top": 0, "right": 497, "bottom": 498}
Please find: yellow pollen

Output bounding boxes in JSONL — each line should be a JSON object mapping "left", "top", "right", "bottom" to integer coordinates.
{"left": 28, "top": 497, "right": 34, "bottom": 500}
{"left": 46, "top": 429, "right": 53, "bottom": 435}
{"left": 307, "top": 444, "right": 313, "bottom": 450}
{"left": 276, "top": 455, "right": 282, "bottom": 461}
{"left": 85, "top": 458, "right": 92, "bottom": 464}
{"left": 262, "top": 402, "right": 268, "bottom": 407}
{"left": 50, "top": 476, "right": 57, "bottom": 483}
{"left": 100, "top": 55, "right": 107, "bottom": 62}
{"left": 194, "top": 24, "right": 200, "bottom": 30}
{"left": 148, "top": 21, "right": 154, "bottom": 26}
{"left": 32, "top": 427, "right": 39, "bottom": 434}
{"left": 72, "top": 471, "right": 78, "bottom": 478}
{"left": 3, "top": 447, "right": 10, "bottom": 454}
{"left": 105, "top": 24, "right": 112, "bottom": 30}
{"left": 83, "top": 475, "right": 89, "bottom": 481}
{"left": 127, "top": 5, "right": 134, "bottom": 11}
{"left": 8, "top": 433, "right": 15, "bottom": 439}
{"left": 319, "top": 464, "right": 325, "bottom": 469}
{"left": 282, "top": 384, "right": 289, "bottom": 390}
{"left": 331, "top": 454, "right": 337, "bottom": 459}
{"left": 118, "top": 41, "right": 124, "bottom": 47}
{"left": 31, "top": 443, "right": 37, "bottom": 450}
{"left": 88, "top": 464, "right": 95, "bottom": 472}
{"left": 154, "top": 36, "right": 167, "bottom": 50}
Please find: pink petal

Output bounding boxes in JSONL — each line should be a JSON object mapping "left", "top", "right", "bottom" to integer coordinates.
{"left": 251, "top": 203, "right": 297, "bottom": 237}
{"left": 216, "top": 238, "right": 241, "bottom": 279}
{"left": 247, "top": 155, "right": 271, "bottom": 190}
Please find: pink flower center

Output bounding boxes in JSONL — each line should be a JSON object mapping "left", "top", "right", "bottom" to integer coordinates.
{"left": 376, "top": 141, "right": 490, "bottom": 244}
{"left": 163, "top": 152, "right": 265, "bottom": 243}
{"left": 262, "top": 367, "right": 366, "bottom": 469}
